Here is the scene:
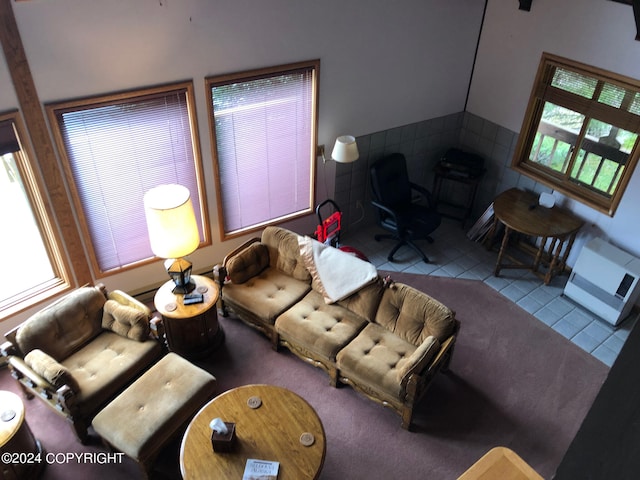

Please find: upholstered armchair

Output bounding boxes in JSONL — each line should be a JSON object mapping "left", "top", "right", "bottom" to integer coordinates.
{"left": 1, "top": 285, "right": 163, "bottom": 443}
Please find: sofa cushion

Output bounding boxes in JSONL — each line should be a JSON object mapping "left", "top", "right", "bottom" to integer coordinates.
{"left": 102, "top": 300, "right": 150, "bottom": 342}
{"left": 261, "top": 226, "right": 311, "bottom": 282}
{"left": 375, "top": 283, "right": 455, "bottom": 345}
{"left": 16, "top": 287, "right": 106, "bottom": 360}
{"left": 226, "top": 242, "right": 270, "bottom": 284}
{"left": 337, "top": 277, "right": 385, "bottom": 323}
{"left": 336, "top": 323, "right": 419, "bottom": 400}
{"left": 61, "top": 331, "right": 162, "bottom": 417}
{"left": 298, "top": 236, "right": 378, "bottom": 303}
{"left": 222, "top": 268, "right": 311, "bottom": 325}
{"left": 275, "top": 290, "right": 369, "bottom": 361}
{"left": 24, "top": 349, "right": 80, "bottom": 392}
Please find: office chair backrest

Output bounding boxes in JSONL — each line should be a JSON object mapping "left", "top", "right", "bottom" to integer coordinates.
{"left": 370, "top": 153, "right": 412, "bottom": 207}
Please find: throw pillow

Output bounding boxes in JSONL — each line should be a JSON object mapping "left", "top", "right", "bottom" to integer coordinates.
{"left": 102, "top": 300, "right": 150, "bottom": 342}
{"left": 226, "top": 242, "right": 270, "bottom": 284}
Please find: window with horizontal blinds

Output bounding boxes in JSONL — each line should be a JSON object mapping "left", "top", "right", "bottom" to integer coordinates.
{"left": 49, "top": 83, "right": 207, "bottom": 274}
{"left": 207, "top": 60, "right": 318, "bottom": 238}
{"left": 513, "top": 53, "right": 640, "bottom": 216}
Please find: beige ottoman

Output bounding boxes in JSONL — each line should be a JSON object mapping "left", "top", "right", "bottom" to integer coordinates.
{"left": 92, "top": 353, "right": 216, "bottom": 477}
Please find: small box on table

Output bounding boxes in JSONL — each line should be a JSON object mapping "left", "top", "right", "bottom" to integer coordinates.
{"left": 211, "top": 422, "right": 236, "bottom": 452}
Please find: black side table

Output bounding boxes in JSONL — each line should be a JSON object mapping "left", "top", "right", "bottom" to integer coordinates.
{"left": 432, "top": 150, "right": 485, "bottom": 228}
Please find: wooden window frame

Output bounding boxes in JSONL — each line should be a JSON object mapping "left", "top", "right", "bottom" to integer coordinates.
{"left": 0, "top": 111, "right": 72, "bottom": 318}
{"left": 512, "top": 52, "right": 640, "bottom": 216}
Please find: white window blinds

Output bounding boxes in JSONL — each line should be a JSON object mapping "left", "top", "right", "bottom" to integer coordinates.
{"left": 52, "top": 86, "right": 205, "bottom": 274}
{"left": 209, "top": 62, "right": 318, "bottom": 237}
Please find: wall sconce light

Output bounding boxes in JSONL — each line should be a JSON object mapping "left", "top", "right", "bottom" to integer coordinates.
{"left": 144, "top": 184, "right": 200, "bottom": 294}
{"left": 320, "top": 135, "right": 360, "bottom": 164}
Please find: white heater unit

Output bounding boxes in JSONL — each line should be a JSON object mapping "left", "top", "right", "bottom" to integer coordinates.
{"left": 564, "top": 237, "right": 640, "bottom": 326}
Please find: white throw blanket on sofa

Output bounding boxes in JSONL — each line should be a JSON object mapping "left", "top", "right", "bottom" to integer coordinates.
{"left": 299, "top": 236, "right": 378, "bottom": 304}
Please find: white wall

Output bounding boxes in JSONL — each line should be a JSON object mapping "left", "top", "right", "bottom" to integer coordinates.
{"left": 1, "top": 0, "right": 484, "bottom": 332}
{"left": 467, "top": 0, "right": 640, "bottom": 259}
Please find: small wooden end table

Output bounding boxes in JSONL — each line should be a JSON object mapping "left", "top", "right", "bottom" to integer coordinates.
{"left": 1, "top": 390, "right": 44, "bottom": 480}
{"left": 154, "top": 274, "right": 224, "bottom": 359}
{"left": 489, "top": 188, "right": 584, "bottom": 285}
{"left": 180, "top": 384, "right": 326, "bottom": 480}
{"left": 457, "top": 447, "right": 543, "bottom": 480}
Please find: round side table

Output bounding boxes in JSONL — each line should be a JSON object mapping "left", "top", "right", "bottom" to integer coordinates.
{"left": 154, "top": 274, "right": 224, "bottom": 359}
{"left": 1, "top": 390, "right": 44, "bottom": 480}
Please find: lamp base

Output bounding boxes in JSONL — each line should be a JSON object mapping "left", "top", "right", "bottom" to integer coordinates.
{"left": 172, "top": 281, "right": 196, "bottom": 295}
{"left": 164, "top": 257, "right": 195, "bottom": 295}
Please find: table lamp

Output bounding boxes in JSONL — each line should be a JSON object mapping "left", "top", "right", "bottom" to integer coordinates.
{"left": 144, "top": 184, "right": 200, "bottom": 294}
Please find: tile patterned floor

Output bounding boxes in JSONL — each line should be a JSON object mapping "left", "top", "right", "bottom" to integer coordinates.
{"left": 343, "top": 219, "right": 637, "bottom": 367}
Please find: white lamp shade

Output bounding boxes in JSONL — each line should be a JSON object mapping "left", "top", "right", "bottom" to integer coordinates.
{"left": 144, "top": 184, "right": 200, "bottom": 259}
{"left": 331, "top": 135, "right": 359, "bottom": 163}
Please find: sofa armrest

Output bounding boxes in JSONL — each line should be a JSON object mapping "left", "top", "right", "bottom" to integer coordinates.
{"left": 1, "top": 340, "right": 17, "bottom": 358}
{"left": 402, "top": 334, "right": 457, "bottom": 401}
{"left": 9, "top": 355, "right": 59, "bottom": 393}
{"left": 8, "top": 355, "right": 79, "bottom": 413}
{"left": 24, "top": 349, "right": 79, "bottom": 391}
{"left": 398, "top": 336, "right": 440, "bottom": 389}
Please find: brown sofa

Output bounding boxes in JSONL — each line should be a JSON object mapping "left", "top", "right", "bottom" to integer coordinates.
{"left": 216, "top": 226, "right": 459, "bottom": 429}
{"left": 1, "top": 285, "right": 164, "bottom": 442}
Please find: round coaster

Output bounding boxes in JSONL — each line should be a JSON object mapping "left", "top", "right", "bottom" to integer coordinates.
{"left": 165, "top": 302, "right": 177, "bottom": 312}
{"left": 197, "top": 286, "right": 208, "bottom": 294}
{"left": 1, "top": 409, "right": 16, "bottom": 422}
{"left": 300, "top": 432, "right": 315, "bottom": 447}
{"left": 247, "top": 396, "right": 262, "bottom": 409}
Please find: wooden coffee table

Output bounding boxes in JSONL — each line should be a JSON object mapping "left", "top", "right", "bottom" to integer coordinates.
{"left": 180, "top": 384, "right": 326, "bottom": 480}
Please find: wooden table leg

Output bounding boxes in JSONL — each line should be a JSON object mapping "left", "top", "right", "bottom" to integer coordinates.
{"left": 494, "top": 225, "right": 511, "bottom": 277}
{"left": 560, "top": 232, "right": 578, "bottom": 273}
{"left": 545, "top": 236, "right": 565, "bottom": 285}
{"left": 533, "top": 236, "right": 549, "bottom": 272}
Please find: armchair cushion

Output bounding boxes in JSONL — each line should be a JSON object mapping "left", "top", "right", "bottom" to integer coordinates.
{"left": 102, "top": 300, "right": 149, "bottom": 342}
{"left": 24, "top": 348, "right": 79, "bottom": 392}
{"left": 15, "top": 286, "right": 105, "bottom": 359}
{"left": 226, "top": 242, "right": 270, "bottom": 284}
{"left": 61, "top": 331, "right": 162, "bottom": 417}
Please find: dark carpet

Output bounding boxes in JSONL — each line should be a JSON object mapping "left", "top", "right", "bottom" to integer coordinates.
{"left": 0, "top": 272, "right": 609, "bottom": 479}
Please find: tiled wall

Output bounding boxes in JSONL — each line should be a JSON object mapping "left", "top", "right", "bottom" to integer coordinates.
{"left": 335, "top": 111, "right": 553, "bottom": 235}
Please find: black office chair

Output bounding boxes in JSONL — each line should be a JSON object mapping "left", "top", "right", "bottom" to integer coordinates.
{"left": 369, "top": 153, "right": 441, "bottom": 263}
